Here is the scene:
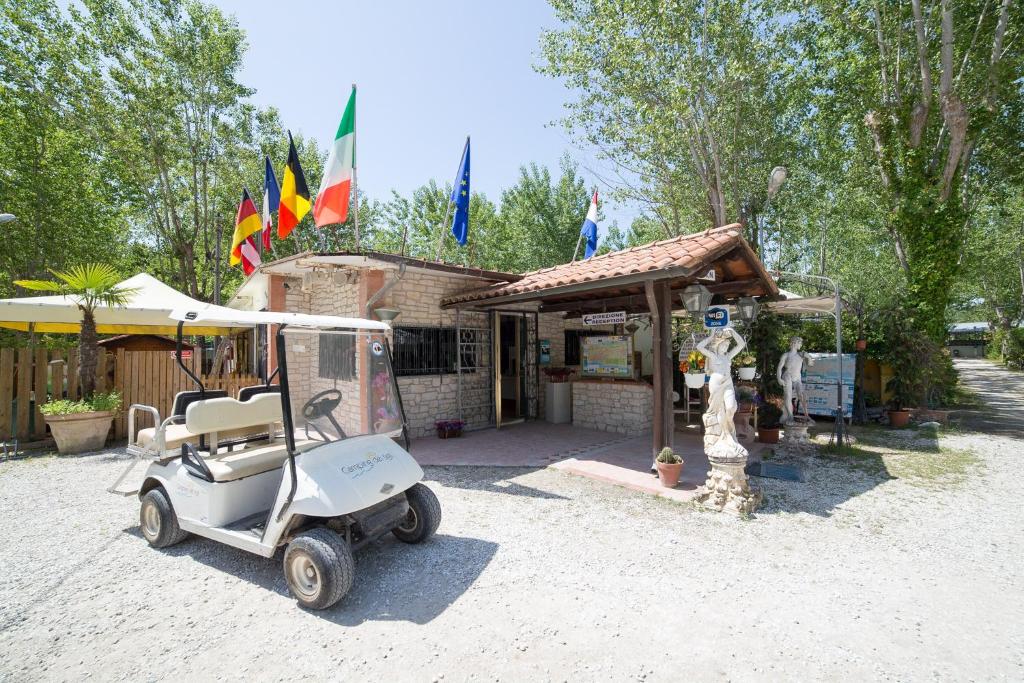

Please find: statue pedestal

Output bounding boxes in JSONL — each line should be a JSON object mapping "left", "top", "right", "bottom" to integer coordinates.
{"left": 695, "top": 412, "right": 762, "bottom": 514}
{"left": 781, "top": 416, "right": 816, "bottom": 453}
{"left": 695, "top": 457, "right": 763, "bottom": 515}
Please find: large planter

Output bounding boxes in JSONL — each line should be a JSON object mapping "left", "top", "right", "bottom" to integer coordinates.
{"left": 655, "top": 460, "right": 684, "bottom": 488}
{"left": 757, "top": 426, "right": 781, "bottom": 444}
{"left": 45, "top": 411, "right": 115, "bottom": 455}
{"left": 888, "top": 409, "right": 912, "bottom": 428}
{"left": 684, "top": 373, "right": 706, "bottom": 389}
{"left": 545, "top": 382, "right": 572, "bottom": 424}
{"left": 737, "top": 366, "right": 756, "bottom": 381}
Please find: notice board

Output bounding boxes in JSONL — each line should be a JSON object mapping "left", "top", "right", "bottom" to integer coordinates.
{"left": 580, "top": 335, "right": 633, "bottom": 378}
{"left": 803, "top": 353, "right": 856, "bottom": 417}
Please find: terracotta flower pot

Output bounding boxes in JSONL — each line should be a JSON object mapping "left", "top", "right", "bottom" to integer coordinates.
{"left": 757, "top": 426, "right": 781, "bottom": 444}
{"left": 44, "top": 411, "right": 115, "bottom": 455}
{"left": 855, "top": 339, "right": 867, "bottom": 351}
{"left": 655, "top": 460, "right": 684, "bottom": 488}
{"left": 888, "top": 409, "right": 912, "bottom": 428}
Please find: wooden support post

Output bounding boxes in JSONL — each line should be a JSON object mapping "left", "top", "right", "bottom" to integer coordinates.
{"left": 658, "top": 282, "right": 674, "bottom": 451}
{"left": 645, "top": 280, "right": 665, "bottom": 460}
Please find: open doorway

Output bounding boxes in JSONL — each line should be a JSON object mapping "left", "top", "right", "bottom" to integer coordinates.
{"left": 495, "top": 313, "right": 524, "bottom": 426}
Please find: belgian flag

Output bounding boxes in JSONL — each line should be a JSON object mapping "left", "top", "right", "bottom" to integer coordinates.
{"left": 278, "top": 131, "right": 311, "bottom": 239}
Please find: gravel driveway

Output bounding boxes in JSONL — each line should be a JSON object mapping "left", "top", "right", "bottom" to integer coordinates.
{"left": 1, "top": 361, "right": 1022, "bottom": 681}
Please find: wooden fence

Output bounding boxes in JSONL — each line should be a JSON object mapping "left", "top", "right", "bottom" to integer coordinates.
{"left": 0, "top": 347, "right": 259, "bottom": 444}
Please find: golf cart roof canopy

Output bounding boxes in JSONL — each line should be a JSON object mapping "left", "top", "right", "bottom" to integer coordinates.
{"left": 169, "top": 304, "right": 389, "bottom": 332}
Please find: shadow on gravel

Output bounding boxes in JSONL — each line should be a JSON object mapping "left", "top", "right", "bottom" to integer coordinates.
{"left": 425, "top": 465, "right": 569, "bottom": 500}
{"left": 124, "top": 527, "right": 496, "bottom": 625}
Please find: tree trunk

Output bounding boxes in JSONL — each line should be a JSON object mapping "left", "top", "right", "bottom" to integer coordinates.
{"left": 79, "top": 307, "right": 98, "bottom": 399}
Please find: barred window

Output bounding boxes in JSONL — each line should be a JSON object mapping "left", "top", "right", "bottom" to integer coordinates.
{"left": 393, "top": 327, "right": 455, "bottom": 376}
{"left": 318, "top": 333, "right": 357, "bottom": 381}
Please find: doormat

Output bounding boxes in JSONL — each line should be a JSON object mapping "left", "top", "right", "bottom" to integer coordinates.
{"left": 745, "top": 461, "right": 805, "bottom": 482}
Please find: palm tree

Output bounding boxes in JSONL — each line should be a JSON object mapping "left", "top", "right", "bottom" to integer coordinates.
{"left": 14, "top": 264, "right": 138, "bottom": 399}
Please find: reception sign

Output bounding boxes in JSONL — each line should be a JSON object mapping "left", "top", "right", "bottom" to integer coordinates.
{"left": 803, "top": 353, "right": 855, "bottom": 417}
{"left": 581, "top": 335, "right": 633, "bottom": 378}
{"left": 583, "top": 311, "right": 626, "bottom": 326}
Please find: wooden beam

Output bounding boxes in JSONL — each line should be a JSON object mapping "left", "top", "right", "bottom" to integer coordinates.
{"left": 538, "top": 293, "right": 648, "bottom": 314}
{"left": 702, "top": 278, "right": 764, "bottom": 297}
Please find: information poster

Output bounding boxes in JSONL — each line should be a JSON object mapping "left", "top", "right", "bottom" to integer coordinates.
{"left": 581, "top": 335, "right": 633, "bottom": 378}
{"left": 802, "top": 353, "right": 856, "bottom": 417}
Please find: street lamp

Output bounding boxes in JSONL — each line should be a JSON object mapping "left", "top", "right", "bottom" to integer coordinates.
{"left": 680, "top": 284, "right": 713, "bottom": 320}
{"left": 736, "top": 296, "right": 760, "bottom": 323}
{"left": 0, "top": 214, "right": 16, "bottom": 224}
{"left": 766, "top": 167, "right": 788, "bottom": 200}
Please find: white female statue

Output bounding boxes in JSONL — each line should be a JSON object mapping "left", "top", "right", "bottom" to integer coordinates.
{"left": 695, "top": 326, "right": 747, "bottom": 460}
{"left": 776, "top": 336, "right": 813, "bottom": 425}
{"left": 694, "top": 326, "right": 762, "bottom": 514}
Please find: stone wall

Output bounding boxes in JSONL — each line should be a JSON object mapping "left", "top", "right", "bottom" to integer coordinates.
{"left": 571, "top": 380, "right": 653, "bottom": 435}
{"left": 537, "top": 313, "right": 615, "bottom": 417}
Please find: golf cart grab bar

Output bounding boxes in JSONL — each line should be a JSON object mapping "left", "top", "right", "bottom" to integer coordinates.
{"left": 181, "top": 443, "right": 214, "bottom": 482}
{"left": 128, "top": 404, "right": 161, "bottom": 445}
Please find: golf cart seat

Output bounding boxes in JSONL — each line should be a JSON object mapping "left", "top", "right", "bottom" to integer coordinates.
{"left": 184, "top": 393, "right": 288, "bottom": 483}
{"left": 133, "top": 390, "right": 249, "bottom": 454}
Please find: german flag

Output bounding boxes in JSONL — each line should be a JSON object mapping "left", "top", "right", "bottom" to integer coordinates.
{"left": 278, "top": 131, "right": 311, "bottom": 239}
{"left": 230, "top": 188, "right": 262, "bottom": 268}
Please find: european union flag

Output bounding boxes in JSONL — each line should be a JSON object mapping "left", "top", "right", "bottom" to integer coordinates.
{"left": 450, "top": 137, "right": 470, "bottom": 246}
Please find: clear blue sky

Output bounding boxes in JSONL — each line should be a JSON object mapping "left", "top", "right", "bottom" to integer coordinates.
{"left": 212, "top": 0, "right": 637, "bottom": 238}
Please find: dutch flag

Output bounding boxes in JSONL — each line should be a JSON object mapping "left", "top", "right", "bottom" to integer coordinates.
{"left": 580, "top": 190, "right": 599, "bottom": 259}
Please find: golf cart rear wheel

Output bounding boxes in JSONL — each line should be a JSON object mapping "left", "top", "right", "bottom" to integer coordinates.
{"left": 140, "top": 487, "right": 189, "bottom": 548}
{"left": 283, "top": 528, "right": 354, "bottom": 610}
{"left": 392, "top": 483, "right": 441, "bottom": 544}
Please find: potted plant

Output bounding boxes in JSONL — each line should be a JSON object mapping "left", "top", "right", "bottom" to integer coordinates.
{"left": 542, "top": 366, "right": 573, "bottom": 383}
{"left": 734, "top": 352, "right": 757, "bottom": 381}
{"left": 435, "top": 419, "right": 466, "bottom": 439}
{"left": 684, "top": 350, "right": 706, "bottom": 389}
{"left": 756, "top": 401, "right": 783, "bottom": 444}
{"left": 14, "top": 264, "right": 137, "bottom": 454}
{"left": 654, "top": 446, "right": 684, "bottom": 487}
{"left": 884, "top": 375, "right": 915, "bottom": 427}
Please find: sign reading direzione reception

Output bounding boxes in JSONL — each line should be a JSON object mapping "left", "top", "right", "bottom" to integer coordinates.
{"left": 582, "top": 311, "right": 627, "bottom": 326}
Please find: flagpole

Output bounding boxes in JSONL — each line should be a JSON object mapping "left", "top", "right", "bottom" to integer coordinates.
{"left": 351, "top": 83, "right": 360, "bottom": 251}
{"left": 572, "top": 233, "right": 584, "bottom": 262}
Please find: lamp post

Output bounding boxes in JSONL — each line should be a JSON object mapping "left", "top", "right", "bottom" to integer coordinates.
{"left": 0, "top": 213, "right": 17, "bottom": 224}
{"left": 744, "top": 167, "right": 788, "bottom": 257}
{"left": 736, "top": 296, "right": 760, "bottom": 324}
{"left": 774, "top": 270, "right": 848, "bottom": 451}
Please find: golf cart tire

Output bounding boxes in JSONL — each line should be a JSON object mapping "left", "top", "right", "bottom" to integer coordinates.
{"left": 140, "top": 487, "right": 189, "bottom": 549}
{"left": 392, "top": 483, "right": 441, "bottom": 544}
{"left": 283, "top": 528, "right": 355, "bottom": 610}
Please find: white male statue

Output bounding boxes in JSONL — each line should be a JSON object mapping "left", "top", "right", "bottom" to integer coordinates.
{"left": 777, "top": 336, "right": 813, "bottom": 424}
{"left": 694, "top": 326, "right": 762, "bottom": 514}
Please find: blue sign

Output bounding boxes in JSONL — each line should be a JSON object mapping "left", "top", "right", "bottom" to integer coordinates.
{"left": 703, "top": 306, "right": 729, "bottom": 329}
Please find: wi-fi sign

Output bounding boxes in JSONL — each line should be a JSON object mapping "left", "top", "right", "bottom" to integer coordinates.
{"left": 703, "top": 306, "right": 729, "bottom": 329}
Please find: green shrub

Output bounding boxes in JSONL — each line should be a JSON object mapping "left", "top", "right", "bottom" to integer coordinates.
{"left": 40, "top": 390, "right": 122, "bottom": 416}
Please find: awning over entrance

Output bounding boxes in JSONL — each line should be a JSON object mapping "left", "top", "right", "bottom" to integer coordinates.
{"left": 440, "top": 224, "right": 778, "bottom": 313}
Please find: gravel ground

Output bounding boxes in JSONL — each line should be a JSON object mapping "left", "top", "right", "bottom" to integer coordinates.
{"left": 1, "top": 363, "right": 1022, "bottom": 681}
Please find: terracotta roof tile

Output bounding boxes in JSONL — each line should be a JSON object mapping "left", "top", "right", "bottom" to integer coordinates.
{"left": 442, "top": 224, "right": 756, "bottom": 306}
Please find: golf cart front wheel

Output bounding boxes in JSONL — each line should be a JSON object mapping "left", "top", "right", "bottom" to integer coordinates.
{"left": 392, "top": 483, "right": 441, "bottom": 544}
{"left": 140, "top": 487, "right": 189, "bottom": 548}
{"left": 283, "top": 528, "right": 354, "bottom": 610}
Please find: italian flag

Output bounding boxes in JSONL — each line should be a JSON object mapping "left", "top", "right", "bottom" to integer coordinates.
{"left": 314, "top": 87, "right": 356, "bottom": 227}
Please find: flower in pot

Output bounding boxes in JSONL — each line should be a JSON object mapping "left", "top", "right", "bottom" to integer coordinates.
{"left": 756, "top": 401, "right": 783, "bottom": 444}
{"left": 14, "top": 264, "right": 137, "bottom": 454}
{"left": 434, "top": 419, "right": 466, "bottom": 438}
{"left": 655, "top": 447, "right": 684, "bottom": 488}
{"left": 884, "top": 375, "right": 916, "bottom": 427}
{"left": 734, "top": 352, "right": 757, "bottom": 381}
{"left": 684, "top": 350, "right": 706, "bottom": 388}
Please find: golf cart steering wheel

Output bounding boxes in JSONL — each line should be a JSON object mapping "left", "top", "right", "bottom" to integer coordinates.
{"left": 302, "top": 389, "right": 343, "bottom": 420}
{"left": 301, "top": 389, "right": 347, "bottom": 440}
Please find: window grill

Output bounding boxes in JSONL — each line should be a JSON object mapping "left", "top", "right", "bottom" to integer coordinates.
{"left": 393, "top": 326, "right": 479, "bottom": 377}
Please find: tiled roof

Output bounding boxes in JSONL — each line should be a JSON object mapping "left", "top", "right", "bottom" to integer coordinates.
{"left": 442, "top": 224, "right": 750, "bottom": 306}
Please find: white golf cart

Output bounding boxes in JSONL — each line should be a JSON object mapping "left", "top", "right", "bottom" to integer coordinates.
{"left": 109, "top": 306, "right": 440, "bottom": 610}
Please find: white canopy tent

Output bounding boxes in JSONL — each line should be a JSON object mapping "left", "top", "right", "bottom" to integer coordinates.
{"left": 0, "top": 272, "right": 390, "bottom": 336}
{"left": 0, "top": 273, "right": 247, "bottom": 336}
{"left": 766, "top": 288, "right": 847, "bottom": 317}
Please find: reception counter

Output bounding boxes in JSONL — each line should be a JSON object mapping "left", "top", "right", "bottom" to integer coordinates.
{"left": 571, "top": 379, "right": 653, "bottom": 436}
